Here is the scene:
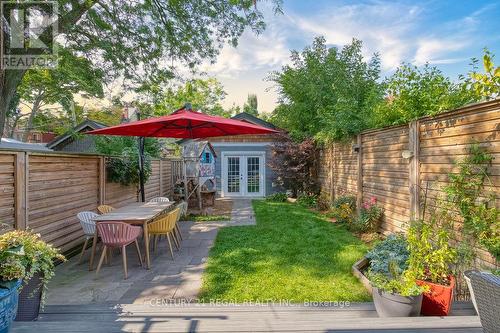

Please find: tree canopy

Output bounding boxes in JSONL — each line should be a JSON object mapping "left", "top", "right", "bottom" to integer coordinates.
{"left": 243, "top": 94, "right": 259, "bottom": 116}
{"left": 369, "top": 63, "right": 479, "bottom": 128}
{"left": 269, "top": 37, "right": 495, "bottom": 142}
{"left": 14, "top": 47, "right": 104, "bottom": 139}
{"left": 0, "top": 0, "right": 283, "bottom": 137}
{"left": 153, "top": 78, "right": 230, "bottom": 117}
{"left": 268, "top": 37, "right": 383, "bottom": 142}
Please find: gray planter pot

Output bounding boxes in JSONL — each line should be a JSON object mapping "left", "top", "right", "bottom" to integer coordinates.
{"left": 372, "top": 287, "right": 422, "bottom": 317}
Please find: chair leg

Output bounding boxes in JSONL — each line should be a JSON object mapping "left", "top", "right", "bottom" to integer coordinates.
{"left": 96, "top": 245, "right": 107, "bottom": 276}
{"left": 134, "top": 239, "right": 143, "bottom": 267}
{"left": 78, "top": 238, "right": 89, "bottom": 264}
{"left": 172, "top": 230, "right": 180, "bottom": 250}
{"left": 175, "top": 224, "right": 183, "bottom": 240}
{"left": 122, "top": 245, "right": 128, "bottom": 279}
{"left": 166, "top": 233, "right": 174, "bottom": 260}
{"left": 108, "top": 248, "right": 112, "bottom": 266}
{"left": 173, "top": 227, "right": 180, "bottom": 246}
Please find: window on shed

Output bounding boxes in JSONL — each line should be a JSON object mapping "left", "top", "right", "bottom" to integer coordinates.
{"left": 201, "top": 152, "right": 211, "bottom": 163}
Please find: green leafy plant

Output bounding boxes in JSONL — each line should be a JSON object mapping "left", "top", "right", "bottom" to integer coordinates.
{"left": 297, "top": 193, "right": 318, "bottom": 208}
{"left": 315, "top": 192, "right": 331, "bottom": 211}
{"left": 468, "top": 48, "right": 500, "bottom": 99}
{"left": 95, "top": 136, "right": 161, "bottom": 186}
{"left": 366, "top": 234, "right": 409, "bottom": 275}
{"left": 353, "top": 197, "right": 383, "bottom": 232}
{"left": 367, "top": 261, "right": 427, "bottom": 297}
{"left": 328, "top": 195, "right": 356, "bottom": 224}
{"left": 266, "top": 192, "right": 288, "bottom": 202}
{"left": 442, "top": 143, "right": 499, "bottom": 259}
{"left": 407, "top": 220, "right": 457, "bottom": 285}
{"left": 0, "top": 230, "right": 66, "bottom": 304}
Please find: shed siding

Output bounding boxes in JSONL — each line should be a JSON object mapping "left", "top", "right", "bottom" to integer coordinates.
{"left": 212, "top": 144, "right": 279, "bottom": 196}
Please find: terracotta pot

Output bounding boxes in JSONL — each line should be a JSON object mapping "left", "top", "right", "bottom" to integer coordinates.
{"left": 416, "top": 275, "right": 455, "bottom": 316}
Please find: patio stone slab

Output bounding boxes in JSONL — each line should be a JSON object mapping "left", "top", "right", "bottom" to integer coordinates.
{"left": 45, "top": 199, "right": 256, "bottom": 305}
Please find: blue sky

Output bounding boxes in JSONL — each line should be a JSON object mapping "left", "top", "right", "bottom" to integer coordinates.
{"left": 203, "top": 0, "right": 500, "bottom": 113}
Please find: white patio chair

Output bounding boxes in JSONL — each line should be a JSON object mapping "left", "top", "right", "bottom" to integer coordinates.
{"left": 177, "top": 200, "right": 188, "bottom": 218}
{"left": 149, "top": 197, "right": 170, "bottom": 203}
{"left": 76, "top": 211, "right": 100, "bottom": 264}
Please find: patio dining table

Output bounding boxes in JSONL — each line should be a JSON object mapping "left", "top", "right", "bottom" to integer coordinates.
{"left": 89, "top": 201, "right": 176, "bottom": 271}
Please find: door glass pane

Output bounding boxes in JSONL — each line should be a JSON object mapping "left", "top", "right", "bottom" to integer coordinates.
{"left": 227, "top": 157, "right": 240, "bottom": 193}
{"left": 247, "top": 157, "right": 260, "bottom": 193}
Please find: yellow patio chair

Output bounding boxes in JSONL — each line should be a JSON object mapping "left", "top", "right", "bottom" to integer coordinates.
{"left": 148, "top": 208, "right": 181, "bottom": 259}
{"left": 97, "top": 204, "right": 115, "bottom": 214}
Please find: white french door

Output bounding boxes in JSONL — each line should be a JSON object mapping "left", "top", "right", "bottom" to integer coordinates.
{"left": 222, "top": 153, "right": 265, "bottom": 197}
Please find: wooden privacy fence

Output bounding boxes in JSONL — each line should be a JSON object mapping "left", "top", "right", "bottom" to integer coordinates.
{"left": 318, "top": 99, "right": 499, "bottom": 267}
{"left": 0, "top": 150, "right": 181, "bottom": 253}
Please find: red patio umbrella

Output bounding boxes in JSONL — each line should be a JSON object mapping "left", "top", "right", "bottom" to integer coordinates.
{"left": 87, "top": 104, "right": 279, "bottom": 202}
{"left": 87, "top": 106, "right": 277, "bottom": 138}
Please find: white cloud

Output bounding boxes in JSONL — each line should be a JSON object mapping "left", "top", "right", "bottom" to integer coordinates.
{"left": 202, "top": 5, "right": 290, "bottom": 78}
{"left": 413, "top": 39, "right": 469, "bottom": 66}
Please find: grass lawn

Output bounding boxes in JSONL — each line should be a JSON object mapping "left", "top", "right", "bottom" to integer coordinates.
{"left": 186, "top": 214, "right": 231, "bottom": 222}
{"left": 199, "top": 200, "right": 371, "bottom": 302}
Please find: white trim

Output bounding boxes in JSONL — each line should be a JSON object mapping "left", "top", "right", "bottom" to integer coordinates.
{"left": 211, "top": 142, "right": 273, "bottom": 147}
{"left": 221, "top": 151, "right": 266, "bottom": 198}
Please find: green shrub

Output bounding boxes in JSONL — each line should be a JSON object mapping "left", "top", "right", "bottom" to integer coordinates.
{"left": 266, "top": 192, "right": 288, "bottom": 202}
{"left": 367, "top": 261, "right": 427, "bottom": 297}
{"left": 354, "top": 197, "right": 383, "bottom": 232}
{"left": 297, "top": 193, "right": 317, "bottom": 208}
{"left": 407, "top": 220, "right": 457, "bottom": 285}
{"left": 443, "top": 143, "right": 499, "bottom": 260}
{"left": 316, "top": 192, "right": 331, "bottom": 211}
{"left": 366, "top": 234, "right": 409, "bottom": 274}
{"left": 328, "top": 195, "right": 356, "bottom": 224}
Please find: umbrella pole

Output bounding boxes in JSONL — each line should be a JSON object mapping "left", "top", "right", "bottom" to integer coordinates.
{"left": 138, "top": 136, "right": 146, "bottom": 202}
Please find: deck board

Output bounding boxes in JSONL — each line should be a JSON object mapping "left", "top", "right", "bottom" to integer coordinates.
{"left": 11, "top": 302, "right": 482, "bottom": 333}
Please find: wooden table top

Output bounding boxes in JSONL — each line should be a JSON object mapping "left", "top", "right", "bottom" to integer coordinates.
{"left": 93, "top": 201, "right": 175, "bottom": 223}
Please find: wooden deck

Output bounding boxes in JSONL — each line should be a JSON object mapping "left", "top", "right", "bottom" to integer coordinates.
{"left": 12, "top": 302, "right": 482, "bottom": 332}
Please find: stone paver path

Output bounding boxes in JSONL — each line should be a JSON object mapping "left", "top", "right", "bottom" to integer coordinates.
{"left": 46, "top": 199, "right": 255, "bottom": 305}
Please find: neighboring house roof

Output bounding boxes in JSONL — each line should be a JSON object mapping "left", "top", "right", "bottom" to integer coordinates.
{"left": 182, "top": 141, "right": 217, "bottom": 158}
{"left": 231, "top": 112, "right": 278, "bottom": 130}
{"left": 0, "top": 138, "right": 53, "bottom": 151}
{"left": 47, "top": 119, "right": 107, "bottom": 149}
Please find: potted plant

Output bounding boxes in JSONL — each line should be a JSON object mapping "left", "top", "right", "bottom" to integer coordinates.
{"left": 367, "top": 262, "right": 426, "bottom": 317}
{"left": 0, "top": 231, "right": 65, "bottom": 322}
{"left": 407, "top": 220, "right": 457, "bottom": 316}
{"left": 0, "top": 240, "right": 25, "bottom": 333}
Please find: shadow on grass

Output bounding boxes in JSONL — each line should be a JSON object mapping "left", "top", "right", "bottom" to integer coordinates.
{"left": 199, "top": 201, "right": 371, "bottom": 303}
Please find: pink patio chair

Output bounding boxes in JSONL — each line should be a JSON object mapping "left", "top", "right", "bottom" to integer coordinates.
{"left": 76, "top": 211, "right": 100, "bottom": 264}
{"left": 96, "top": 221, "right": 143, "bottom": 279}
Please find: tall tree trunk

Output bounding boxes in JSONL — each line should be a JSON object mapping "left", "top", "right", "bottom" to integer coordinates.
{"left": 22, "top": 96, "right": 43, "bottom": 142}
{"left": 1, "top": 69, "right": 27, "bottom": 139}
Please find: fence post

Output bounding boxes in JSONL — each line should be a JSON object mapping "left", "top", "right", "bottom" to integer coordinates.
{"left": 14, "top": 152, "right": 27, "bottom": 230}
{"left": 159, "top": 159, "right": 164, "bottom": 196}
{"left": 99, "top": 156, "right": 106, "bottom": 205}
{"left": 408, "top": 120, "right": 420, "bottom": 221}
{"left": 329, "top": 146, "right": 334, "bottom": 202}
{"left": 356, "top": 134, "right": 363, "bottom": 216}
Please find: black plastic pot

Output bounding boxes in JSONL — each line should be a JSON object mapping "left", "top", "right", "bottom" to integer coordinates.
{"left": 372, "top": 287, "right": 422, "bottom": 317}
{"left": 15, "top": 272, "right": 43, "bottom": 321}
